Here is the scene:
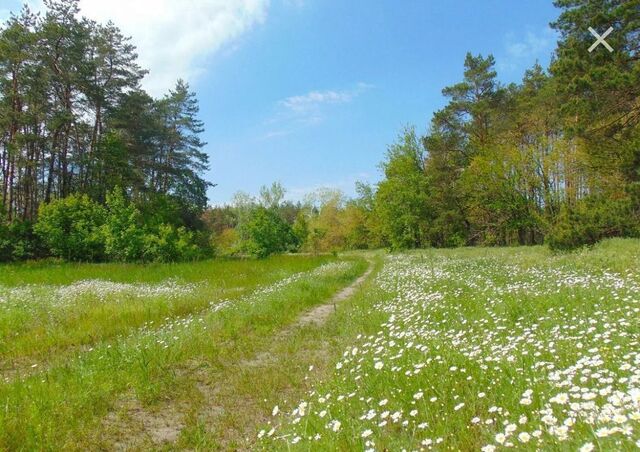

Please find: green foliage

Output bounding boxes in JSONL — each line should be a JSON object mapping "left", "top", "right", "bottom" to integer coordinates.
{"left": 34, "top": 194, "right": 106, "bottom": 261}
{"left": 305, "top": 190, "right": 348, "bottom": 252}
{"left": 546, "top": 196, "right": 640, "bottom": 250}
{"left": 307, "top": 227, "right": 327, "bottom": 255}
{"left": 0, "top": 2, "right": 210, "bottom": 260}
{"left": 5, "top": 220, "right": 41, "bottom": 261}
{"left": 292, "top": 212, "right": 309, "bottom": 247}
{"left": 366, "top": 2, "right": 639, "bottom": 251}
{"left": 551, "top": 0, "right": 640, "bottom": 136}
{"left": 241, "top": 207, "right": 297, "bottom": 258}
{"left": 0, "top": 214, "right": 37, "bottom": 262}
{"left": 211, "top": 227, "right": 241, "bottom": 257}
{"left": 343, "top": 204, "right": 370, "bottom": 250}
{"left": 30, "top": 190, "right": 204, "bottom": 263}
{"left": 372, "top": 127, "right": 430, "bottom": 249}
{"left": 101, "top": 188, "right": 205, "bottom": 263}
{"left": 138, "top": 193, "right": 186, "bottom": 229}
{"left": 259, "top": 182, "right": 286, "bottom": 210}
{"left": 0, "top": 223, "right": 12, "bottom": 262}
{"left": 142, "top": 224, "right": 201, "bottom": 263}
{"left": 102, "top": 188, "right": 146, "bottom": 262}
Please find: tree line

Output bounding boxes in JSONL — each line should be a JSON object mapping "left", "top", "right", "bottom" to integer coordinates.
{"left": 1, "top": 0, "right": 639, "bottom": 262}
{"left": 205, "top": 182, "right": 373, "bottom": 258}
{"left": 207, "top": 0, "right": 639, "bottom": 256}
{"left": 0, "top": 0, "right": 210, "bottom": 261}
{"left": 368, "top": 0, "right": 639, "bottom": 250}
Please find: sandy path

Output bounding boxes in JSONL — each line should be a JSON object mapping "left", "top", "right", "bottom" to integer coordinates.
{"left": 102, "top": 258, "right": 375, "bottom": 449}
{"left": 292, "top": 259, "right": 374, "bottom": 328}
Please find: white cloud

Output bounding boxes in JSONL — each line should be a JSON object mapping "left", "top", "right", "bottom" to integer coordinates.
{"left": 258, "top": 129, "right": 292, "bottom": 140}
{"left": 280, "top": 89, "right": 353, "bottom": 112}
{"left": 26, "top": 0, "right": 268, "bottom": 96}
{"left": 500, "top": 27, "right": 557, "bottom": 73}
{"left": 507, "top": 29, "right": 555, "bottom": 58}
{"left": 279, "top": 82, "right": 372, "bottom": 114}
{"left": 261, "top": 82, "right": 372, "bottom": 137}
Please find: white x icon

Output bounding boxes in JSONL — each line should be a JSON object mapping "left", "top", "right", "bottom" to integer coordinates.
{"left": 588, "top": 27, "right": 614, "bottom": 52}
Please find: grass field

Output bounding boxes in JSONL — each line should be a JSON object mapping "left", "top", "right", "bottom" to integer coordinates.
{"left": 1, "top": 241, "right": 639, "bottom": 450}
{"left": 261, "top": 240, "right": 640, "bottom": 451}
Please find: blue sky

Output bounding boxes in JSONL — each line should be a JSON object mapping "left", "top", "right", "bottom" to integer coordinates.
{"left": 3, "top": 0, "right": 560, "bottom": 205}
{"left": 199, "top": 0, "right": 559, "bottom": 204}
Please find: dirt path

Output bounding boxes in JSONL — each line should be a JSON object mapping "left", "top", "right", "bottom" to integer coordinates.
{"left": 215, "top": 258, "right": 376, "bottom": 449}
{"left": 290, "top": 259, "right": 374, "bottom": 328}
{"left": 100, "top": 258, "right": 376, "bottom": 450}
{"left": 239, "top": 258, "right": 374, "bottom": 366}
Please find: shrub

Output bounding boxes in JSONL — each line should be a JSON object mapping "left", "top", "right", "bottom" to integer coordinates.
{"left": 143, "top": 224, "right": 200, "bottom": 262}
{"left": 0, "top": 215, "right": 12, "bottom": 262}
{"left": 102, "top": 189, "right": 145, "bottom": 262}
{"left": 7, "top": 220, "right": 41, "bottom": 261}
{"left": 291, "top": 212, "right": 309, "bottom": 250}
{"left": 34, "top": 194, "right": 106, "bottom": 261}
{"left": 211, "top": 227, "right": 241, "bottom": 257}
{"left": 0, "top": 208, "right": 43, "bottom": 262}
{"left": 241, "top": 207, "right": 296, "bottom": 258}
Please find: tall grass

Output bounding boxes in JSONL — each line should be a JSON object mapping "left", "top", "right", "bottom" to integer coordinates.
{"left": 0, "top": 255, "right": 367, "bottom": 450}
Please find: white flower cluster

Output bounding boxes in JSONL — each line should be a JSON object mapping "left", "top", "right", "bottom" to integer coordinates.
{"left": 261, "top": 253, "right": 640, "bottom": 450}
{"left": 0, "top": 279, "right": 199, "bottom": 312}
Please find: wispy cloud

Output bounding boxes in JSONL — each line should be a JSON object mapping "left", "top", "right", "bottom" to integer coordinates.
{"left": 286, "top": 172, "right": 373, "bottom": 202}
{"left": 262, "top": 82, "right": 373, "bottom": 139}
{"left": 500, "top": 27, "right": 557, "bottom": 73}
{"left": 280, "top": 89, "right": 353, "bottom": 112}
{"left": 24, "top": 0, "right": 268, "bottom": 96}
{"left": 258, "top": 130, "right": 292, "bottom": 141}
{"left": 279, "top": 82, "right": 373, "bottom": 114}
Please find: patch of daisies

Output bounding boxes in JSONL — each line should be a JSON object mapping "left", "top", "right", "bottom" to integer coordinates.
{"left": 2, "top": 261, "right": 356, "bottom": 382}
{"left": 0, "top": 279, "right": 200, "bottom": 313}
{"left": 260, "top": 253, "right": 640, "bottom": 450}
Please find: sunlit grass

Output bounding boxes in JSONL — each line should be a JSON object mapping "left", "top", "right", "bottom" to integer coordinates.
{"left": 0, "top": 255, "right": 366, "bottom": 450}
{"left": 261, "top": 240, "right": 640, "bottom": 451}
{"left": 0, "top": 255, "right": 330, "bottom": 366}
{"left": 2, "top": 241, "right": 638, "bottom": 451}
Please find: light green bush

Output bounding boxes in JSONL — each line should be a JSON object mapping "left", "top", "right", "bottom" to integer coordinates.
{"left": 34, "top": 194, "right": 106, "bottom": 261}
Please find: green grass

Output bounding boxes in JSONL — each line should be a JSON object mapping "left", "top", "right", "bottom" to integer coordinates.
{"left": 259, "top": 240, "right": 640, "bottom": 451}
{"left": 0, "top": 255, "right": 330, "bottom": 367}
{"left": 0, "top": 255, "right": 367, "bottom": 450}
{"left": 1, "top": 241, "right": 639, "bottom": 451}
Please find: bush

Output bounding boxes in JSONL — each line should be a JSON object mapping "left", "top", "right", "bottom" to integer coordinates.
{"left": 291, "top": 212, "right": 309, "bottom": 250}
{"left": 0, "top": 225, "right": 10, "bottom": 262}
{"left": 34, "top": 194, "right": 106, "bottom": 261}
{"left": 2, "top": 191, "right": 207, "bottom": 263}
{"left": 101, "top": 189, "right": 205, "bottom": 263}
{"left": 241, "top": 207, "right": 296, "bottom": 258}
{"left": 0, "top": 208, "right": 44, "bottom": 262}
{"left": 102, "top": 189, "right": 146, "bottom": 262}
{"left": 7, "top": 220, "right": 41, "bottom": 260}
{"left": 211, "top": 227, "right": 241, "bottom": 257}
{"left": 143, "top": 224, "right": 201, "bottom": 262}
